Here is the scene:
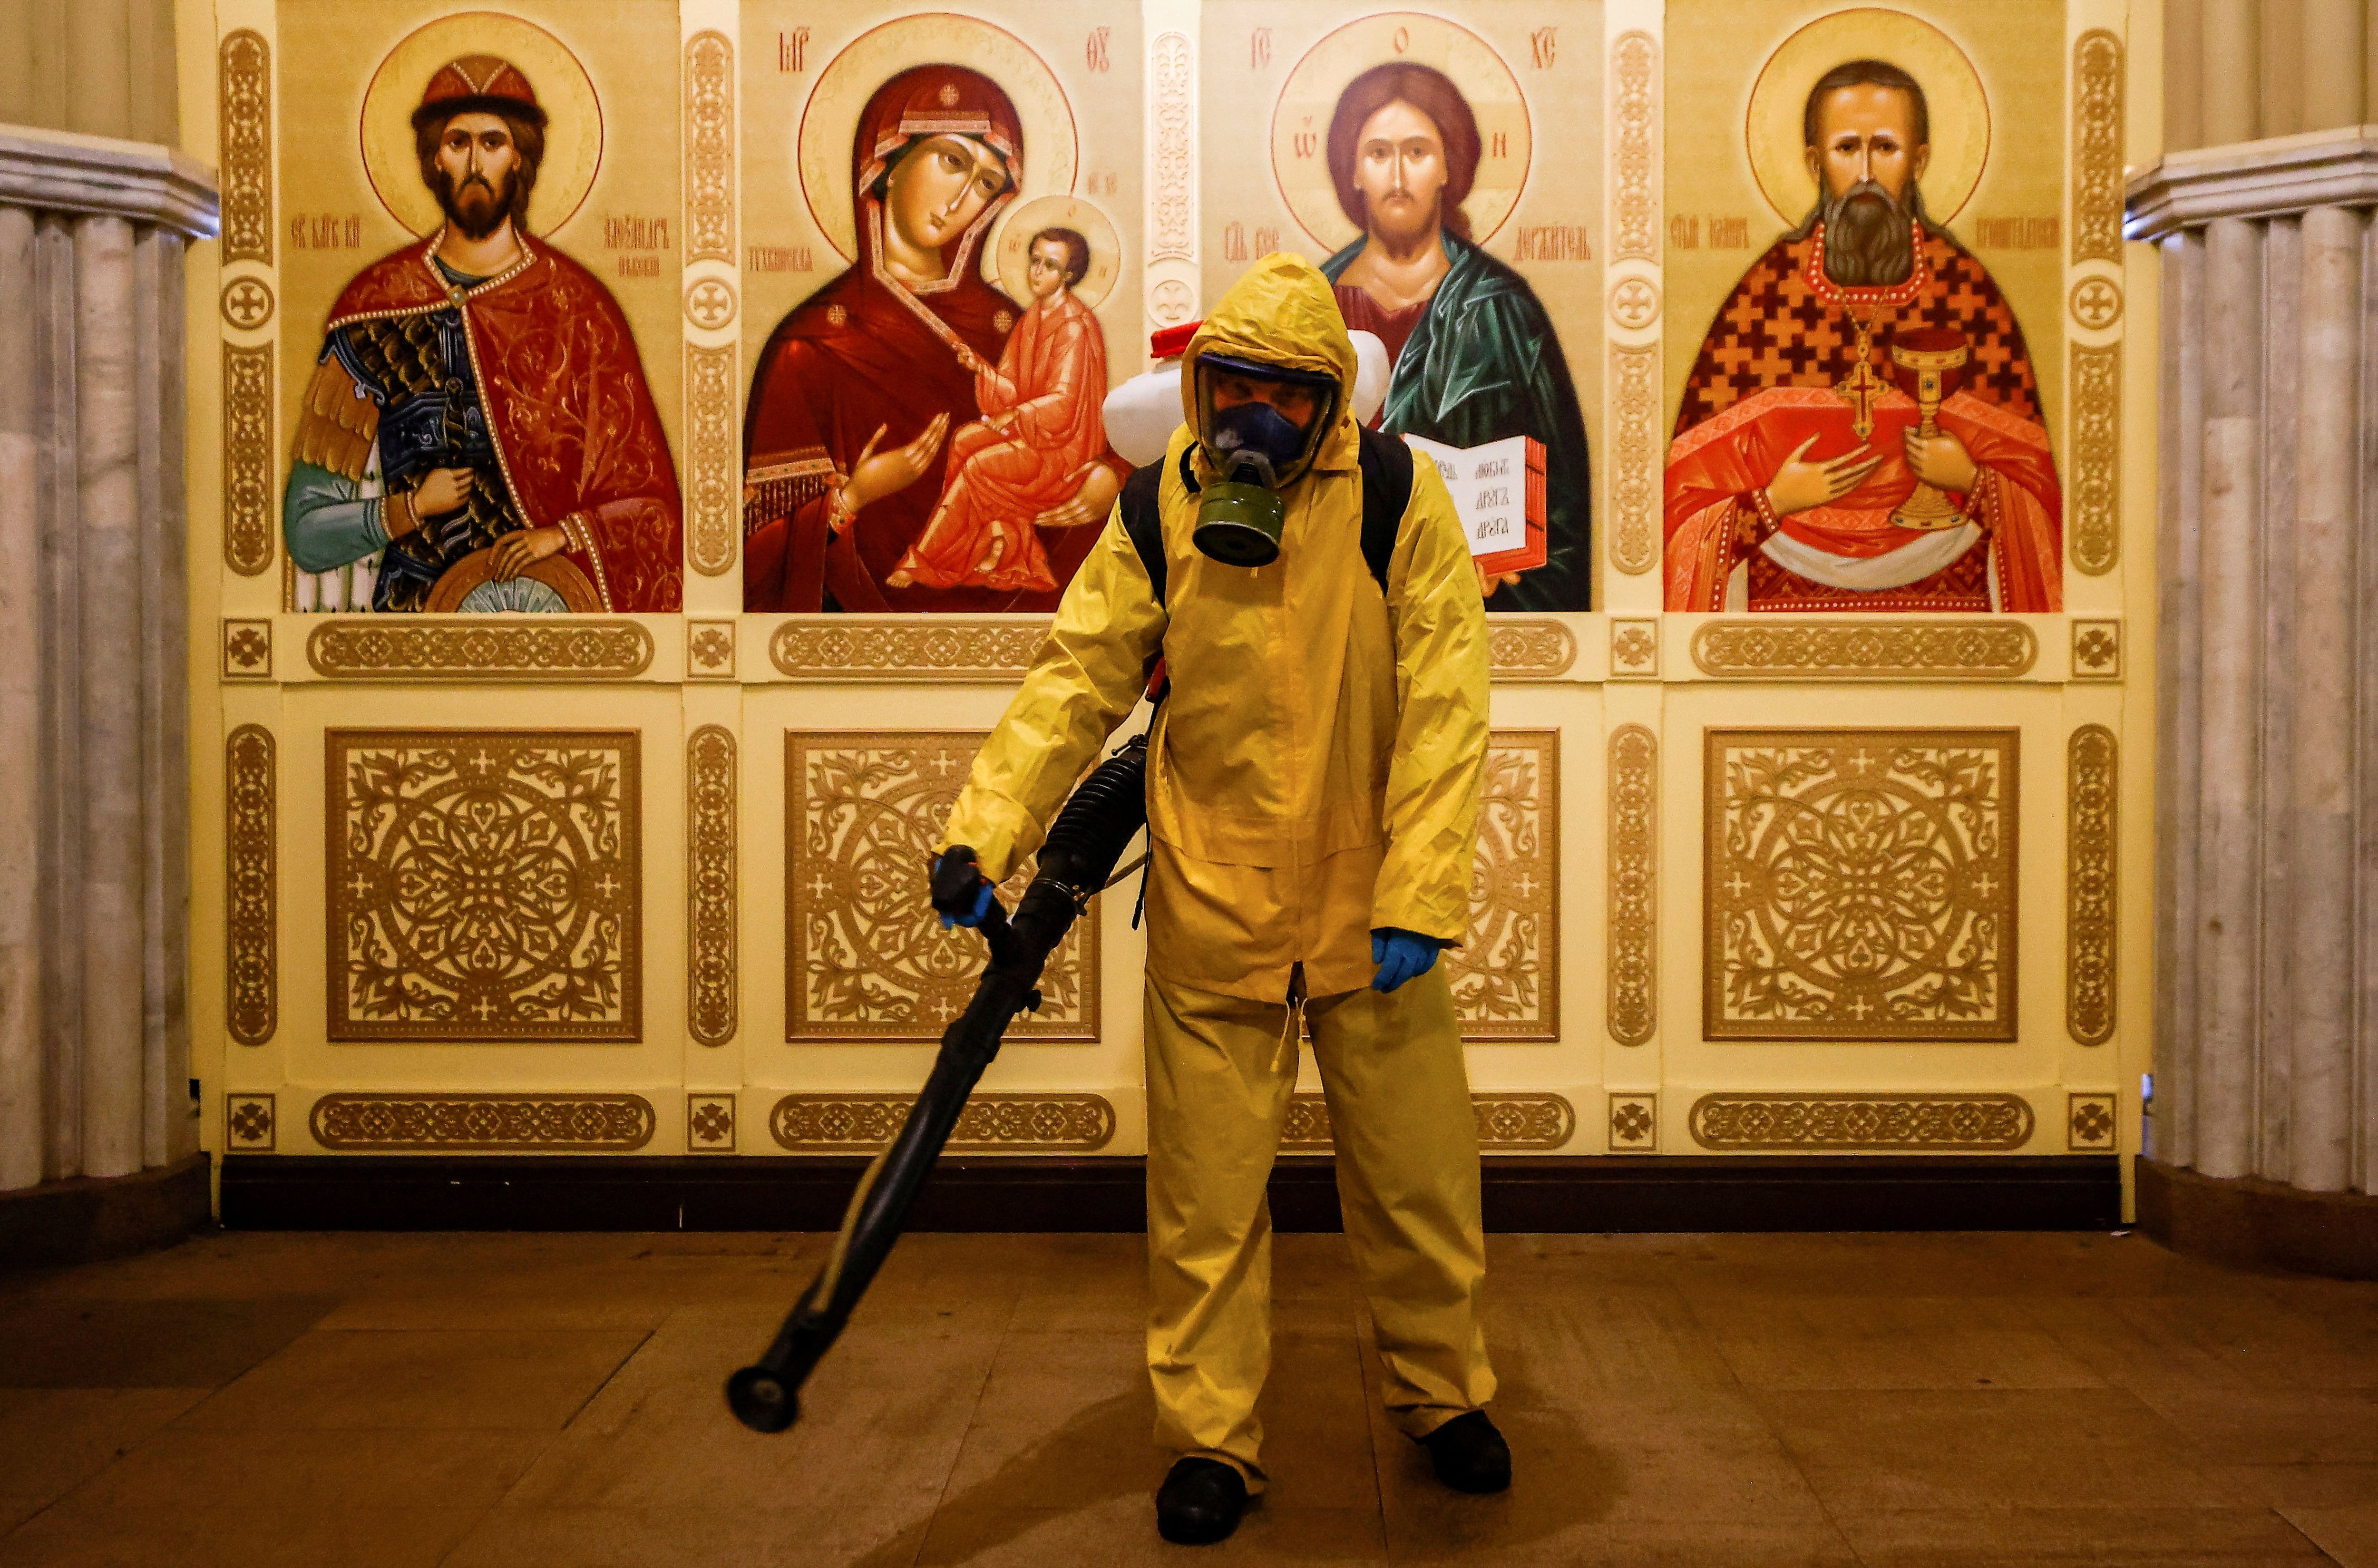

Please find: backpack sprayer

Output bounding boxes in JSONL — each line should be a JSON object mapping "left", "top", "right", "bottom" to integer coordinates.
{"left": 726, "top": 734, "right": 1152, "bottom": 1433}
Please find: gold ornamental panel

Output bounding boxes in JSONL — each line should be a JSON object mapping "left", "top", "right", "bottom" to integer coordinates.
{"left": 1607, "top": 342, "right": 1661, "bottom": 574}
{"left": 2070, "top": 30, "right": 2125, "bottom": 265}
{"left": 326, "top": 730, "right": 642, "bottom": 1042}
{"left": 217, "top": 30, "right": 273, "bottom": 264}
{"left": 682, "top": 30, "right": 734, "bottom": 263}
{"left": 1447, "top": 731, "right": 1558, "bottom": 1041}
{"left": 310, "top": 1093, "right": 657, "bottom": 1150}
{"left": 1606, "top": 725, "right": 1657, "bottom": 1046}
{"left": 1487, "top": 621, "right": 1577, "bottom": 680}
{"left": 2067, "top": 1092, "right": 2117, "bottom": 1152}
{"left": 1607, "top": 1092, "right": 1657, "bottom": 1153}
{"left": 772, "top": 618, "right": 1050, "bottom": 680}
{"left": 1608, "top": 30, "right": 1659, "bottom": 263}
{"left": 785, "top": 733, "right": 1096, "bottom": 1042}
{"left": 307, "top": 621, "right": 654, "bottom": 680}
{"left": 1691, "top": 621, "right": 2037, "bottom": 679}
{"left": 2068, "top": 342, "right": 2122, "bottom": 575}
{"left": 2066, "top": 725, "right": 2118, "bottom": 1046}
{"left": 225, "top": 725, "right": 277, "bottom": 1046}
{"left": 222, "top": 342, "right": 274, "bottom": 576}
{"left": 768, "top": 1093, "right": 1116, "bottom": 1152}
{"left": 225, "top": 1093, "right": 275, "bottom": 1152}
{"left": 1689, "top": 1092, "right": 2035, "bottom": 1150}
{"left": 684, "top": 342, "right": 740, "bottom": 576}
{"left": 1706, "top": 730, "right": 2018, "bottom": 1041}
{"left": 1278, "top": 1093, "right": 1577, "bottom": 1152}
{"left": 686, "top": 726, "right": 738, "bottom": 1046}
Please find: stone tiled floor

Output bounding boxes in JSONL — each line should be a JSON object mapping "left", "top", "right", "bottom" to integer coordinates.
{"left": 1, "top": 1229, "right": 2375, "bottom": 1566}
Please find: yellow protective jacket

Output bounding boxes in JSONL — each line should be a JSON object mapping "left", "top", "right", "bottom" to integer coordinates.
{"left": 939, "top": 253, "right": 1491, "bottom": 1000}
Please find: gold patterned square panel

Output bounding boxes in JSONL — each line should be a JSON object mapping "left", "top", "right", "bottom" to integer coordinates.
{"left": 225, "top": 1093, "right": 274, "bottom": 1152}
{"left": 1447, "top": 731, "right": 1559, "bottom": 1041}
{"left": 326, "top": 731, "right": 642, "bottom": 1042}
{"left": 1706, "top": 729, "right": 2018, "bottom": 1041}
{"left": 221, "top": 618, "right": 273, "bottom": 680}
{"left": 1608, "top": 618, "right": 1659, "bottom": 679}
{"left": 687, "top": 1093, "right": 736, "bottom": 1154}
{"left": 685, "top": 619, "right": 737, "bottom": 679}
{"left": 786, "top": 733, "right": 1096, "bottom": 1042}
{"left": 2068, "top": 1091, "right": 2118, "bottom": 1152}
{"left": 2070, "top": 618, "right": 2123, "bottom": 681}
{"left": 1608, "top": 1092, "right": 1657, "bottom": 1153}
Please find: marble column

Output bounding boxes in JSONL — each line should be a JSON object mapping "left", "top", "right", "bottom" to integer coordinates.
{"left": 0, "top": 126, "right": 216, "bottom": 1193}
{"left": 2131, "top": 124, "right": 2378, "bottom": 1266}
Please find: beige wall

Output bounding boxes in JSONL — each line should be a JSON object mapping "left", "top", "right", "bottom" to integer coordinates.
{"left": 2164, "top": 0, "right": 2376, "bottom": 151}
{"left": 0, "top": 0, "right": 180, "bottom": 145}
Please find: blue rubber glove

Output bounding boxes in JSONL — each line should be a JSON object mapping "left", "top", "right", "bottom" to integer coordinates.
{"left": 1371, "top": 927, "right": 1441, "bottom": 993}
{"left": 931, "top": 849, "right": 997, "bottom": 929}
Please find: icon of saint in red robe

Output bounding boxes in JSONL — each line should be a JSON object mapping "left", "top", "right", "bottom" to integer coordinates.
{"left": 742, "top": 68, "right": 1121, "bottom": 614}
{"left": 1665, "top": 61, "right": 2060, "bottom": 613}
{"left": 284, "top": 55, "right": 682, "bottom": 614}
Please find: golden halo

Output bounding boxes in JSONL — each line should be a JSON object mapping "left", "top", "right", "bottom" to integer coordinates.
{"left": 990, "top": 195, "right": 1119, "bottom": 311}
{"left": 1745, "top": 9, "right": 1989, "bottom": 225}
{"left": 798, "top": 14, "right": 1078, "bottom": 264}
{"left": 360, "top": 12, "right": 604, "bottom": 239}
{"left": 1272, "top": 12, "right": 1530, "bottom": 252}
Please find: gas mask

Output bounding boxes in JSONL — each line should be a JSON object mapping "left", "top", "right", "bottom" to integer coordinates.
{"left": 1191, "top": 353, "right": 1337, "bottom": 567}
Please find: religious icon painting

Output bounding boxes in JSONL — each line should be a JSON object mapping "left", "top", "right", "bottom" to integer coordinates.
{"left": 1202, "top": 6, "right": 1598, "bottom": 612}
{"left": 274, "top": 3, "right": 686, "bottom": 614}
{"left": 1663, "top": 2, "right": 2065, "bottom": 613}
{"left": 739, "top": 6, "right": 1142, "bottom": 614}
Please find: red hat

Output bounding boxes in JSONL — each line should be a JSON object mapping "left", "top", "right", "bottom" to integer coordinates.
{"left": 411, "top": 55, "right": 546, "bottom": 130}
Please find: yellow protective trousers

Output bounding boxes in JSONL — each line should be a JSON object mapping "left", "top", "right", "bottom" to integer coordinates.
{"left": 1142, "top": 964, "right": 1495, "bottom": 1490}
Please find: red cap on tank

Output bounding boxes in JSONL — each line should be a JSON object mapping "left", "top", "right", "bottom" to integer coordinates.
{"left": 1149, "top": 321, "right": 1200, "bottom": 361}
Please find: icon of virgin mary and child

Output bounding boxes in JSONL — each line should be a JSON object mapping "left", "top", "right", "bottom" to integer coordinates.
{"left": 742, "top": 67, "right": 1120, "bottom": 613}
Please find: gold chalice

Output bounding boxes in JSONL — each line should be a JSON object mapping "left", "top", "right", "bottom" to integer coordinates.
{"left": 1887, "top": 329, "right": 1971, "bottom": 531}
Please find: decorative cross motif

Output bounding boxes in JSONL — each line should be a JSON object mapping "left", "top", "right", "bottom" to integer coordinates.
{"left": 1834, "top": 325, "right": 1888, "bottom": 440}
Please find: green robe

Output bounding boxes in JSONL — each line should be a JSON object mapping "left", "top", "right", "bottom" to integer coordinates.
{"left": 1323, "top": 231, "right": 1592, "bottom": 612}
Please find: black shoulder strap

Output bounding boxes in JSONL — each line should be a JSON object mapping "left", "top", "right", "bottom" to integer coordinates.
{"left": 1355, "top": 425, "right": 1415, "bottom": 596}
{"left": 1118, "top": 459, "right": 1167, "bottom": 608}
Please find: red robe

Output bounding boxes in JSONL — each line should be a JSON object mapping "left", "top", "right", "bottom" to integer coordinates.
{"left": 322, "top": 235, "right": 684, "bottom": 613}
{"left": 741, "top": 64, "right": 1109, "bottom": 614}
{"left": 892, "top": 288, "right": 1109, "bottom": 593}
{"left": 1664, "top": 223, "right": 2061, "bottom": 613}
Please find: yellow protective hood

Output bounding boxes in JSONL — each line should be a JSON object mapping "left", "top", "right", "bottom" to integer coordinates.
{"left": 1179, "top": 252, "right": 1360, "bottom": 475}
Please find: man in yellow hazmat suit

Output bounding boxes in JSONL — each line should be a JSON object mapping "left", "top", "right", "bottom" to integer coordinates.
{"left": 931, "top": 253, "right": 1504, "bottom": 1545}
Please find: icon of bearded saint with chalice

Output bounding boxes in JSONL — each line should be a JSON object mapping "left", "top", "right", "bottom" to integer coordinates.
{"left": 1665, "top": 33, "right": 2062, "bottom": 614}
{"left": 284, "top": 50, "right": 682, "bottom": 614}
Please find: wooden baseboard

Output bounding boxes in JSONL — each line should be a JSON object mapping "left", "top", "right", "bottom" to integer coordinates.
{"left": 2136, "top": 1156, "right": 2378, "bottom": 1279}
{"left": 219, "top": 1153, "right": 2121, "bottom": 1234}
{"left": 0, "top": 1153, "right": 213, "bottom": 1270}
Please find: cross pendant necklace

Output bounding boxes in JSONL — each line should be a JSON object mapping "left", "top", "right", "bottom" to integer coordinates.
{"left": 1835, "top": 320, "right": 1886, "bottom": 441}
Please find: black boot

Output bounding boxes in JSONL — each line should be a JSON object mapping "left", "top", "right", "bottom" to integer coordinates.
{"left": 1418, "top": 1410, "right": 1511, "bottom": 1494}
{"left": 1155, "top": 1456, "right": 1247, "bottom": 1545}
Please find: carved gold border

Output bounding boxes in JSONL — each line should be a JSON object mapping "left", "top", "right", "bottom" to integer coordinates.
{"left": 1690, "top": 620, "right": 2038, "bottom": 678}
{"left": 771, "top": 618, "right": 1049, "bottom": 680}
{"left": 309, "top": 1093, "right": 657, "bottom": 1150}
{"left": 1488, "top": 620, "right": 1577, "bottom": 680}
{"left": 1449, "top": 730, "right": 1559, "bottom": 1041}
{"left": 1607, "top": 725, "right": 1656, "bottom": 1046}
{"left": 1150, "top": 31, "right": 1194, "bottom": 263}
{"left": 687, "top": 726, "right": 737, "bottom": 1046}
{"left": 218, "top": 30, "right": 273, "bottom": 265}
{"left": 683, "top": 31, "right": 734, "bottom": 263}
{"left": 1608, "top": 342, "right": 1660, "bottom": 574}
{"left": 306, "top": 621, "right": 655, "bottom": 679}
{"left": 1279, "top": 1092, "right": 1576, "bottom": 1152}
{"left": 1688, "top": 1093, "right": 2036, "bottom": 1150}
{"left": 2069, "top": 341, "right": 2122, "bottom": 575}
{"left": 223, "top": 341, "right": 274, "bottom": 575}
{"left": 2067, "top": 724, "right": 2118, "bottom": 1046}
{"left": 1609, "top": 30, "right": 1659, "bottom": 263}
{"left": 2071, "top": 30, "right": 2125, "bottom": 266}
{"left": 768, "top": 1092, "right": 1117, "bottom": 1152}
{"left": 225, "top": 725, "right": 276, "bottom": 1046}
{"left": 685, "top": 342, "right": 739, "bottom": 576}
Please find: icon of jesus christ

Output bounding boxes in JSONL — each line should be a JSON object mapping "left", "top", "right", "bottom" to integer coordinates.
{"left": 889, "top": 227, "right": 1111, "bottom": 593}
